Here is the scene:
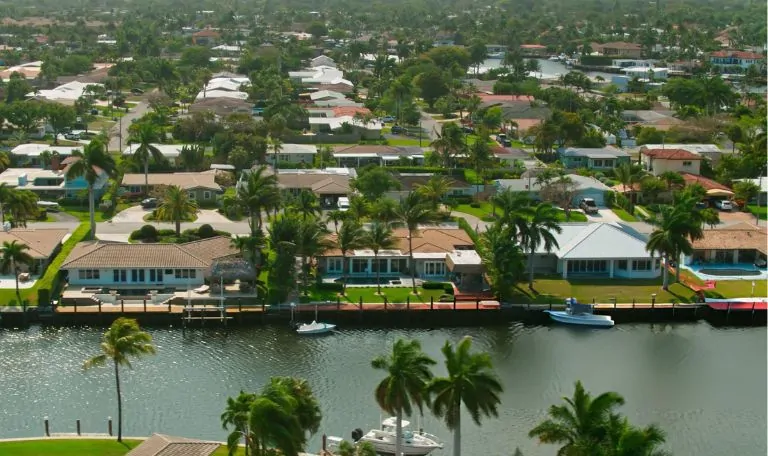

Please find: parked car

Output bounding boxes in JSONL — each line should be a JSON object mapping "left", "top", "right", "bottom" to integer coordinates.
{"left": 337, "top": 197, "right": 350, "bottom": 212}
{"left": 462, "top": 126, "right": 475, "bottom": 134}
{"left": 579, "top": 198, "right": 599, "bottom": 214}
{"left": 141, "top": 198, "right": 158, "bottom": 209}
{"left": 391, "top": 125, "right": 405, "bottom": 134}
{"left": 714, "top": 199, "right": 734, "bottom": 211}
{"left": 130, "top": 87, "right": 144, "bottom": 95}
{"left": 381, "top": 116, "right": 395, "bottom": 123}
{"left": 64, "top": 133, "right": 80, "bottom": 141}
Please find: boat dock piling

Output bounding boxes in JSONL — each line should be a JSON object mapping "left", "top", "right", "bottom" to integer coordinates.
{"left": 42, "top": 416, "right": 113, "bottom": 437}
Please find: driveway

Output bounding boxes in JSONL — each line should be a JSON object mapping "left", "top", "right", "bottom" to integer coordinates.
{"left": 450, "top": 211, "right": 491, "bottom": 233}
{"left": 419, "top": 111, "right": 441, "bottom": 140}
{"left": 110, "top": 206, "right": 152, "bottom": 223}
{"left": 586, "top": 208, "right": 622, "bottom": 223}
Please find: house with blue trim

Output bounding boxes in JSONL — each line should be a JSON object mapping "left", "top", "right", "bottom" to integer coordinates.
{"left": 559, "top": 147, "right": 631, "bottom": 170}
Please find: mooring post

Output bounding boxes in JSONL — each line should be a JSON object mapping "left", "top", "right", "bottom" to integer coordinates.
{"left": 476, "top": 298, "right": 480, "bottom": 310}
{"left": 44, "top": 416, "right": 49, "bottom": 436}
{"left": 613, "top": 298, "right": 616, "bottom": 309}
{"left": 336, "top": 299, "right": 340, "bottom": 311}
{"left": 632, "top": 298, "right": 635, "bottom": 309}
{"left": 672, "top": 300, "right": 676, "bottom": 317}
{"left": 430, "top": 296, "right": 434, "bottom": 310}
{"left": 143, "top": 299, "right": 147, "bottom": 312}
{"left": 752, "top": 301, "right": 756, "bottom": 321}
{"left": 76, "top": 419, "right": 81, "bottom": 436}
{"left": 359, "top": 296, "right": 363, "bottom": 310}
{"left": 168, "top": 300, "right": 172, "bottom": 312}
{"left": 322, "top": 434, "right": 327, "bottom": 451}
{"left": 98, "top": 301, "right": 102, "bottom": 313}
{"left": 592, "top": 297, "right": 595, "bottom": 304}
{"left": 549, "top": 298, "right": 552, "bottom": 311}
{"left": 74, "top": 301, "right": 77, "bottom": 313}
{"left": 238, "top": 299, "right": 242, "bottom": 312}
{"left": 108, "top": 416, "right": 113, "bottom": 436}
{"left": 453, "top": 295, "right": 457, "bottom": 311}
{"left": 384, "top": 297, "right": 387, "bottom": 311}
{"left": 406, "top": 296, "right": 410, "bottom": 311}
{"left": 121, "top": 299, "right": 124, "bottom": 313}
{"left": 727, "top": 302, "right": 731, "bottom": 322}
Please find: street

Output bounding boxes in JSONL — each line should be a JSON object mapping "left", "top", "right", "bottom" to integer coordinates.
{"left": 107, "top": 93, "right": 154, "bottom": 152}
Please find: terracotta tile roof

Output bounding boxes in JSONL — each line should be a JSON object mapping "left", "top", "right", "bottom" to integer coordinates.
{"left": 710, "top": 50, "right": 764, "bottom": 60}
{"left": 332, "top": 106, "right": 371, "bottom": 117}
{"left": 193, "top": 29, "right": 220, "bottom": 38}
{"left": 0, "top": 229, "right": 68, "bottom": 259}
{"left": 323, "top": 228, "right": 474, "bottom": 256}
{"left": 333, "top": 145, "right": 414, "bottom": 155}
{"left": 121, "top": 172, "right": 222, "bottom": 192}
{"left": 680, "top": 172, "right": 731, "bottom": 191}
{"left": 513, "top": 118, "right": 543, "bottom": 131}
{"left": 692, "top": 223, "right": 767, "bottom": 254}
{"left": 277, "top": 173, "right": 350, "bottom": 195}
{"left": 476, "top": 94, "right": 534, "bottom": 103}
{"left": 520, "top": 44, "right": 546, "bottom": 49}
{"left": 642, "top": 148, "right": 702, "bottom": 160}
{"left": 179, "top": 236, "right": 239, "bottom": 264}
{"left": 126, "top": 433, "right": 220, "bottom": 456}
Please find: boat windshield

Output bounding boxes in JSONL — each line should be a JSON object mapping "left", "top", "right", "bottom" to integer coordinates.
{"left": 569, "top": 302, "right": 593, "bottom": 314}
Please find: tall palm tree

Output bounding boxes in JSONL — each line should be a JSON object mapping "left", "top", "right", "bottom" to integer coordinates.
{"left": 372, "top": 197, "right": 400, "bottom": 226}
{"left": 371, "top": 339, "right": 436, "bottom": 456}
{"left": 394, "top": 193, "right": 437, "bottom": 293}
{"left": 416, "top": 175, "right": 454, "bottom": 210}
{"left": 221, "top": 391, "right": 258, "bottom": 456}
{"left": 363, "top": 222, "right": 398, "bottom": 294}
{"left": 65, "top": 139, "right": 116, "bottom": 239}
{"left": 1, "top": 240, "right": 33, "bottom": 306}
{"left": 128, "top": 122, "right": 164, "bottom": 196}
{"left": 614, "top": 163, "right": 644, "bottom": 213}
{"left": 294, "top": 189, "right": 322, "bottom": 220}
{"left": 83, "top": 318, "right": 156, "bottom": 442}
{"left": 6, "top": 189, "right": 38, "bottom": 228}
{"left": 521, "top": 203, "right": 562, "bottom": 289}
{"left": 602, "top": 414, "right": 670, "bottom": 456}
{"left": 237, "top": 166, "right": 281, "bottom": 234}
{"left": 429, "top": 336, "right": 503, "bottom": 456}
{"left": 265, "top": 377, "right": 322, "bottom": 441}
{"left": 336, "top": 221, "right": 366, "bottom": 294}
{"left": 155, "top": 185, "right": 199, "bottom": 235}
{"left": 529, "top": 381, "right": 626, "bottom": 456}
{"left": 479, "top": 224, "right": 525, "bottom": 302}
{"left": 491, "top": 189, "right": 533, "bottom": 230}
{"left": 297, "top": 218, "right": 332, "bottom": 294}
{"left": 646, "top": 205, "right": 693, "bottom": 290}
{"left": 326, "top": 209, "right": 347, "bottom": 234}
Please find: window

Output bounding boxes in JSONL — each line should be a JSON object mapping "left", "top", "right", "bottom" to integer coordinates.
{"left": 372, "top": 259, "right": 388, "bottom": 273}
{"left": 351, "top": 259, "right": 368, "bottom": 274}
{"left": 113, "top": 269, "right": 127, "bottom": 282}
{"left": 203, "top": 191, "right": 212, "bottom": 200}
{"left": 632, "top": 260, "right": 652, "bottom": 271}
{"left": 174, "top": 269, "right": 192, "bottom": 279}
{"left": 327, "top": 258, "right": 342, "bottom": 272}
{"left": 592, "top": 159, "right": 603, "bottom": 167}
{"left": 390, "top": 259, "right": 406, "bottom": 273}
{"left": 78, "top": 269, "right": 100, "bottom": 280}
{"left": 683, "top": 161, "right": 692, "bottom": 166}
{"left": 567, "top": 260, "right": 608, "bottom": 273}
{"left": 424, "top": 262, "right": 446, "bottom": 276}
{"left": 188, "top": 192, "right": 196, "bottom": 200}
{"left": 617, "top": 260, "right": 627, "bottom": 270}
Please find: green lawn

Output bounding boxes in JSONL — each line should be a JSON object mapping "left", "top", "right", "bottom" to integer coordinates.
{"left": 746, "top": 205, "right": 767, "bottom": 220}
{"left": 387, "top": 137, "right": 427, "bottom": 147}
{"left": 302, "top": 286, "right": 447, "bottom": 304}
{"left": 62, "top": 203, "right": 131, "bottom": 223}
{"left": 611, "top": 207, "right": 638, "bottom": 222}
{"left": 454, "top": 204, "right": 587, "bottom": 223}
{"left": 510, "top": 277, "right": 697, "bottom": 304}
{"left": 88, "top": 120, "right": 116, "bottom": 131}
{"left": 0, "top": 439, "right": 245, "bottom": 456}
{"left": 465, "top": 134, "right": 496, "bottom": 146}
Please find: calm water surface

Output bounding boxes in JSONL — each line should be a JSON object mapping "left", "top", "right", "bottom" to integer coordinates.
{"left": 0, "top": 322, "right": 765, "bottom": 455}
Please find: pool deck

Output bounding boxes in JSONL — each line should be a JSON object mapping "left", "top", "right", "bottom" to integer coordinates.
{"left": 682, "top": 263, "right": 768, "bottom": 281}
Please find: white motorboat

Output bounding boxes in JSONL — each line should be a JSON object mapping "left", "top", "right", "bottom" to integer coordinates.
{"left": 544, "top": 298, "right": 614, "bottom": 328}
{"left": 293, "top": 303, "right": 336, "bottom": 335}
{"left": 357, "top": 417, "right": 443, "bottom": 455}
{"left": 487, "top": 51, "right": 505, "bottom": 59}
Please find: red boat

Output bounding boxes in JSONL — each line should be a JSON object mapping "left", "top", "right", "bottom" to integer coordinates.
{"left": 705, "top": 298, "right": 768, "bottom": 311}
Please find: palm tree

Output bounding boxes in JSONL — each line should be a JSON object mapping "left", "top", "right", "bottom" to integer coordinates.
{"left": 6, "top": 189, "right": 38, "bottom": 228}
{"left": 128, "top": 122, "right": 164, "bottom": 196}
{"left": 297, "top": 219, "right": 332, "bottom": 294}
{"left": 529, "top": 381, "right": 626, "bottom": 456}
{"left": 491, "top": 188, "right": 533, "bottom": 229}
{"left": 479, "top": 224, "right": 525, "bottom": 302}
{"left": 372, "top": 198, "right": 400, "bottom": 226}
{"left": 337, "top": 440, "right": 377, "bottom": 456}
{"left": 326, "top": 209, "right": 347, "bottom": 234}
{"left": 65, "top": 139, "right": 116, "bottom": 239}
{"left": 1, "top": 240, "right": 33, "bottom": 306}
{"left": 155, "top": 185, "right": 199, "bottom": 235}
{"left": 0, "top": 183, "right": 14, "bottom": 224}
{"left": 221, "top": 391, "right": 258, "bottom": 456}
{"left": 83, "top": 318, "right": 156, "bottom": 442}
{"left": 646, "top": 205, "right": 693, "bottom": 290}
{"left": 614, "top": 163, "right": 644, "bottom": 213}
{"left": 237, "top": 166, "right": 281, "bottom": 234}
{"left": 336, "top": 221, "right": 366, "bottom": 294}
{"left": 294, "top": 189, "right": 322, "bottom": 220}
{"left": 602, "top": 414, "right": 670, "bottom": 456}
{"left": 416, "top": 175, "right": 454, "bottom": 210}
{"left": 371, "top": 339, "right": 436, "bottom": 456}
{"left": 363, "top": 222, "right": 398, "bottom": 294}
{"left": 521, "top": 203, "right": 562, "bottom": 289}
{"left": 429, "top": 336, "right": 503, "bottom": 456}
{"left": 394, "top": 193, "right": 437, "bottom": 293}
{"left": 265, "top": 377, "right": 322, "bottom": 440}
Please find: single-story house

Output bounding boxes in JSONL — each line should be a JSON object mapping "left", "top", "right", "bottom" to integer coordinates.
{"left": 288, "top": 66, "right": 352, "bottom": 88}
{"left": 332, "top": 145, "right": 425, "bottom": 167}
{"left": 386, "top": 173, "right": 486, "bottom": 200}
{"left": 320, "top": 228, "right": 484, "bottom": 286}
{"left": 308, "top": 90, "right": 346, "bottom": 102}
{"left": 528, "top": 222, "right": 661, "bottom": 279}
{"left": 122, "top": 144, "right": 189, "bottom": 165}
{"left": 121, "top": 171, "right": 222, "bottom": 202}
{"left": 268, "top": 143, "right": 317, "bottom": 165}
{"left": 495, "top": 174, "right": 611, "bottom": 206}
{"left": 641, "top": 148, "right": 702, "bottom": 176}
{"left": 559, "top": 147, "right": 631, "bottom": 170}
{"left": 308, "top": 116, "right": 382, "bottom": 139}
{"left": 27, "top": 81, "right": 104, "bottom": 104}
{"left": 622, "top": 110, "right": 683, "bottom": 132}
{"left": 591, "top": 42, "right": 642, "bottom": 58}
{"left": 680, "top": 172, "right": 733, "bottom": 197}
{"left": 62, "top": 236, "right": 239, "bottom": 290}
{"left": 241, "top": 168, "right": 355, "bottom": 207}
{"left": 195, "top": 77, "right": 250, "bottom": 101}
{"left": 733, "top": 177, "right": 767, "bottom": 206}
{"left": 519, "top": 44, "right": 548, "bottom": 56}
{"left": 685, "top": 223, "right": 767, "bottom": 266}
{"left": 11, "top": 144, "right": 82, "bottom": 167}
{"left": 639, "top": 144, "right": 725, "bottom": 164}
{"left": 126, "top": 433, "right": 220, "bottom": 456}
{"left": 0, "top": 229, "right": 68, "bottom": 275}
{"left": 188, "top": 97, "right": 253, "bottom": 117}
{"left": 310, "top": 55, "right": 337, "bottom": 68}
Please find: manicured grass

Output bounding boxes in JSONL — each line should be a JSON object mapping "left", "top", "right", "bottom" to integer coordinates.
{"left": 62, "top": 206, "right": 112, "bottom": 223}
{"left": 0, "top": 439, "right": 142, "bottom": 455}
{"left": 746, "top": 205, "right": 767, "bottom": 220}
{"left": 611, "top": 207, "right": 638, "bottom": 222}
{"left": 677, "top": 268, "right": 768, "bottom": 299}
{"left": 510, "top": 277, "right": 698, "bottom": 304}
{"left": 463, "top": 169, "right": 483, "bottom": 185}
{"left": 387, "top": 137, "right": 427, "bottom": 146}
{"left": 88, "top": 120, "right": 116, "bottom": 131}
{"left": 558, "top": 211, "right": 588, "bottom": 222}
{"left": 465, "top": 134, "right": 496, "bottom": 146}
{"left": 303, "top": 286, "right": 447, "bottom": 304}
{"left": 454, "top": 204, "right": 587, "bottom": 223}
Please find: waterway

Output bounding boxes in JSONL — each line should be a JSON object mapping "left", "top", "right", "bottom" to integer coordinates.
{"left": 0, "top": 322, "right": 765, "bottom": 456}
{"left": 479, "top": 58, "right": 618, "bottom": 81}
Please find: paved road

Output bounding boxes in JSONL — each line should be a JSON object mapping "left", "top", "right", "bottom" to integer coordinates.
{"left": 420, "top": 111, "right": 441, "bottom": 140}
{"left": 108, "top": 93, "right": 154, "bottom": 152}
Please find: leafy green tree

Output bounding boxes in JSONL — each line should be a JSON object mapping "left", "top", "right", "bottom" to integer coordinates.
{"left": 307, "top": 21, "right": 329, "bottom": 39}
{"left": 394, "top": 193, "right": 437, "bottom": 293}
{"left": 179, "top": 144, "right": 207, "bottom": 172}
{"left": 614, "top": 163, "right": 645, "bottom": 213}
{"left": 480, "top": 106, "right": 504, "bottom": 132}
{"left": 5, "top": 74, "right": 32, "bottom": 103}
{"left": 429, "top": 336, "right": 503, "bottom": 456}
{"left": 296, "top": 218, "right": 331, "bottom": 294}
{"left": 372, "top": 339, "right": 435, "bottom": 456}
{"left": 83, "top": 318, "right": 155, "bottom": 442}
{"left": 430, "top": 122, "right": 465, "bottom": 168}
{"left": 5, "top": 101, "right": 43, "bottom": 134}
{"left": 44, "top": 103, "right": 76, "bottom": 144}
{"left": 414, "top": 67, "right": 450, "bottom": 109}
{"left": 468, "top": 41, "right": 488, "bottom": 74}
{"left": 326, "top": 209, "right": 347, "bottom": 234}
{"left": 1, "top": 240, "right": 33, "bottom": 306}
{"left": 337, "top": 440, "right": 377, "bottom": 456}
{"left": 65, "top": 139, "right": 116, "bottom": 239}
{"left": 180, "top": 46, "right": 213, "bottom": 68}
{"left": 352, "top": 166, "right": 401, "bottom": 200}
{"left": 468, "top": 139, "right": 492, "bottom": 194}
{"left": 336, "top": 221, "right": 366, "bottom": 294}
{"left": 372, "top": 197, "right": 400, "bottom": 226}
{"left": 733, "top": 181, "right": 760, "bottom": 206}
{"left": 363, "top": 222, "right": 398, "bottom": 294}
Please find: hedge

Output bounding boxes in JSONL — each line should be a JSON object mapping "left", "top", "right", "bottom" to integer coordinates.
{"left": 316, "top": 282, "right": 344, "bottom": 292}
{"left": 457, "top": 217, "right": 480, "bottom": 246}
{"left": 422, "top": 281, "right": 454, "bottom": 293}
{"left": 579, "top": 55, "right": 616, "bottom": 66}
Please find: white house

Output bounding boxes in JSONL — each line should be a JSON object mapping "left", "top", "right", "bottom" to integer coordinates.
{"left": 195, "top": 77, "right": 250, "bottom": 101}
{"left": 639, "top": 144, "right": 725, "bottom": 164}
{"left": 288, "top": 66, "right": 353, "bottom": 88}
{"left": 310, "top": 55, "right": 336, "bottom": 68}
{"left": 309, "top": 90, "right": 346, "bottom": 102}
{"left": 28, "top": 81, "right": 104, "bottom": 103}
{"left": 11, "top": 144, "right": 82, "bottom": 167}
{"left": 495, "top": 174, "right": 612, "bottom": 206}
{"left": 641, "top": 148, "right": 703, "bottom": 176}
{"left": 268, "top": 143, "right": 317, "bottom": 165}
{"left": 122, "top": 144, "right": 189, "bottom": 164}
{"left": 528, "top": 222, "right": 661, "bottom": 279}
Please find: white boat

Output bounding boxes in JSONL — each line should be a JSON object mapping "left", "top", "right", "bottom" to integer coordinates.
{"left": 487, "top": 51, "right": 505, "bottom": 59}
{"left": 357, "top": 417, "right": 443, "bottom": 455}
{"left": 293, "top": 303, "right": 336, "bottom": 335}
{"left": 544, "top": 298, "right": 614, "bottom": 328}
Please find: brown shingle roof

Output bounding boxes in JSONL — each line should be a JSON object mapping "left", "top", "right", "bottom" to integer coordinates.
{"left": 323, "top": 228, "right": 474, "bottom": 256}
{"left": 127, "top": 433, "right": 220, "bottom": 456}
{"left": 121, "top": 172, "right": 222, "bottom": 192}
{"left": 0, "top": 229, "right": 68, "bottom": 259}
{"left": 642, "top": 148, "right": 702, "bottom": 160}
{"left": 692, "top": 223, "right": 767, "bottom": 254}
{"left": 277, "top": 174, "right": 350, "bottom": 195}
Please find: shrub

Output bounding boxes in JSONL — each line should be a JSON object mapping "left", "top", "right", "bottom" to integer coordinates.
{"left": 469, "top": 202, "right": 481, "bottom": 208}
{"left": 130, "top": 224, "right": 159, "bottom": 241}
{"left": 422, "top": 281, "right": 453, "bottom": 293}
{"left": 316, "top": 282, "right": 344, "bottom": 292}
{"left": 197, "top": 224, "right": 215, "bottom": 238}
{"left": 446, "top": 195, "right": 473, "bottom": 205}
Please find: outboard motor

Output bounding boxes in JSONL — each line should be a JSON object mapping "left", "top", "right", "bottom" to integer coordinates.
{"left": 351, "top": 428, "right": 363, "bottom": 442}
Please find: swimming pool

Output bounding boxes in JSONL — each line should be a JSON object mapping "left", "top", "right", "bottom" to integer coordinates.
{"left": 699, "top": 268, "right": 763, "bottom": 277}
{"left": 683, "top": 263, "right": 768, "bottom": 281}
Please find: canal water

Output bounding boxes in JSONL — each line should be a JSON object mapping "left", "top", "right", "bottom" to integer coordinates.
{"left": 479, "top": 58, "right": 618, "bottom": 81}
{"left": 0, "top": 323, "right": 765, "bottom": 456}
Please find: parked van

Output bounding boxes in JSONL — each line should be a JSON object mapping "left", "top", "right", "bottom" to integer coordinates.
{"left": 337, "top": 197, "right": 350, "bottom": 211}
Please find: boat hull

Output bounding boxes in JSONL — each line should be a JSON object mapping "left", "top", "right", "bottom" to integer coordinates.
{"left": 705, "top": 298, "right": 767, "bottom": 311}
{"left": 296, "top": 322, "right": 336, "bottom": 335}
{"left": 544, "top": 310, "right": 614, "bottom": 327}
{"left": 358, "top": 437, "right": 440, "bottom": 455}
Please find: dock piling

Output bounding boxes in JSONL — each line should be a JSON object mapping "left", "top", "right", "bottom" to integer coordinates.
{"left": 359, "top": 296, "right": 363, "bottom": 310}
{"left": 44, "top": 416, "right": 49, "bottom": 436}
{"left": 76, "top": 419, "right": 81, "bottom": 436}
{"left": 430, "top": 296, "right": 434, "bottom": 310}
{"left": 143, "top": 299, "right": 147, "bottom": 312}
{"left": 476, "top": 298, "right": 480, "bottom": 310}
{"left": 121, "top": 300, "right": 124, "bottom": 313}
{"left": 108, "top": 417, "right": 113, "bottom": 436}
{"left": 406, "top": 296, "right": 410, "bottom": 311}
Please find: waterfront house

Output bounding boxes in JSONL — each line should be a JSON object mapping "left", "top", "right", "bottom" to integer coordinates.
{"left": 126, "top": 433, "right": 220, "bottom": 456}
{"left": 310, "top": 55, "right": 337, "bottom": 68}
{"left": 641, "top": 148, "right": 703, "bottom": 176}
{"left": 332, "top": 145, "right": 425, "bottom": 167}
{"left": 268, "top": 143, "right": 317, "bottom": 165}
{"left": 639, "top": 144, "right": 725, "bottom": 165}
{"left": 519, "top": 44, "right": 547, "bottom": 56}
{"left": 121, "top": 171, "right": 222, "bottom": 203}
{"left": 709, "top": 50, "right": 765, "bottom": 70}
{"left": 495, "top": 174, "right": 612, "bottom": 206}
{"left": 591, "top": 42, "right": 642, "bottom": 58}
{"left": 685, "top": 223, "right": 767, "bottom": 266}
{"left": 194, "top": 76, "right": 250, "bottom": 102}
{"left": 0, "top": 161, "right": 109, "bottom": 199}
{"left": 61, "top": 236, "right": 239, "bottom": 291}
{"left": 527, "top": 222, "right": 661, "bottom": 279}
{"left": 319, "top": 228, "right": 484, "bottom": 287}
{"left": 0, "top": 228, "right": 68, "bottom": 275}
{"left": 559, "top": 147, "right": 631, "bottom": 170}
{"left": 386, "top": 173, "right": 486, "bottom": 201}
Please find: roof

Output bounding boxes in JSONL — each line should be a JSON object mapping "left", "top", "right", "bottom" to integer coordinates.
{"left": 121, "top": 172, "right": 222, "bottom": 191}
{"left": 323, "top": 228, "right": 474, "bottom": 257}
{"left": 189, "top": 97, "right": 252, "bottom": 116}
{"left": 308, "top": 116, "right": 380, "bottom": 131}
{"left": 680, "top": 172, "right": 731, "bottom": 191}
{"left": 276, "top": 172, "right": 351, "bottom": 195}
{"left": 496, "top": 174, "right": 611, "bottom": 192}
{"left": 397, "top": 174, "right": 471, "bottom": 190}
{"left": 332, "top": 145, "right": 421, "bottom": 156}
{"left": 0, "top": 168, "right": 64, "bottom": 189}
{"left": 710, "top": 50, "right": 764, "bottom": 60}
{"left": 520, "top": 44, "right": 547, "bottom": 49}
{"left": 332, "top": 106, "right": 371, "bottom": 117}
{"left": 476, "top": 94, "right": 534, "bottom": 104}
{"left": 29, "top": 81, "right": 104, "bottom": 101}
{"left": 0, "top": 229, "right": 68, "bottom": 259}
{"left": 733, "top": 177, "right": 768, "bottom": 193}
{"left": 641, "top": 148, "right": 702, "bottom": 160}
{"left": 195, "top": 89, "right": 248, "bottom": 101}
{"left": 280, "top": 144, "right": 318, "bottom": 155}
{"left": 309, "top": 90, "right": 346, "bottom": 101}
{"left": 691, "top": 223, "right": 767, "bottom": 255}
{"left": 561, "top": 147, "right": 629, "bottom": 158}
{"left": 122, "top": 144, "right": 188, "bottom": 158}
{"left": 640, "top": 144, "right": 721, "bottom": 155}
{"left": 595, "top": 41, "right": 642, "bottom": 51}
{"left": 126, "top": 433, "right": 220, "bottom": 456}
{"left": 62, "top": 236, "right": 237, "bottom": 270}
{"left": 11, "top": 144, "right": 82, "bottom": 157}
{"left": 535, "top": 222, "right": 651, "bottom": 259}
{"left": 193, "top": 29, "right": 220, "bottom": 38}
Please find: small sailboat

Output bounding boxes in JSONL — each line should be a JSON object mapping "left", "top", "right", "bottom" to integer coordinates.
{"left": 294, "top": 303, "right": 336, "bottom": 335}
{"left": 544, "top": 298, "right": 614, "bottom": 328}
